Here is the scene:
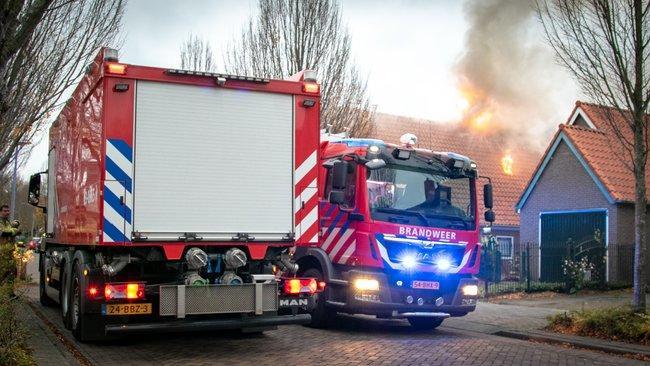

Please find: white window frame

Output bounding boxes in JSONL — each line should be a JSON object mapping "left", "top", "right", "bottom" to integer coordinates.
{"left": 496, "top": 236, "right": 514, "bottom": 259}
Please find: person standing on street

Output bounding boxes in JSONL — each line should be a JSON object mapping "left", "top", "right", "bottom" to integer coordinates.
{"left": 0, "top": 205, "right": 20, "bottom": 246}
{"left": 0, "top": 204, "right": 20, "bottom": 282}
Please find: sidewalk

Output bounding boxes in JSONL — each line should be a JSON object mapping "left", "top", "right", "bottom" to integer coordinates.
{"left": 16, "top": 295, "right": 80, "bottom": 366}
{"left": 442, "top": 292, "right": 650, "bottom": 358}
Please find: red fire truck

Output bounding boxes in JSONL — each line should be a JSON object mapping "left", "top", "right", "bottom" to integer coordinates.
{"left": 294, "top": 134, "right": 494, "bottom": 329}
{"left": 27, "top": 48, "right": 323, "bottom": 341}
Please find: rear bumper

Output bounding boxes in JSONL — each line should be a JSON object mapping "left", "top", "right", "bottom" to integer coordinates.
{"left": 105, "top": 313, "right": 311, "bottom": 335}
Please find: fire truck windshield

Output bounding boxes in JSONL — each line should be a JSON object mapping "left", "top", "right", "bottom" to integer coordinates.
{"left": 367, "top": 165, "right": 476, "bottom": 231}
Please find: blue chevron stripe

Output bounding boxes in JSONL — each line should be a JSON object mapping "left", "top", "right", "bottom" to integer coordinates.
{"left": 105, "top": 156, "right": 132, "bottom": 193}
{"left": 103, "top": 186, "right": 132, "bottom": 224}
{"left": 326, "top": 211, "right": 344, "bottom": 235}
{"left": 108, "top": 138, "right": 133, "bottom": 162}
{"left": 103, "top": 218, "right": 129, "bottom": 242}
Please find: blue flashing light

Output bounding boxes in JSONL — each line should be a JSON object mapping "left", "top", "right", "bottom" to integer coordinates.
{"left": 332, "top": 138, "right": 385, "bottom": 147}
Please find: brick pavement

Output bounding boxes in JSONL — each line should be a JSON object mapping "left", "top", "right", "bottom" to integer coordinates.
{"left": 17, "top": 299, "right": 79, "bottom": 366}
{"left": 27, "top": 296, "right": 644, "bottom": 366}
{"left": 20, "top": 259, "right": 646, "bottom": 366}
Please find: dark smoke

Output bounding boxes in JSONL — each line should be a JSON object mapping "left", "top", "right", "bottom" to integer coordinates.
{"left": 456, "top": 0, "right": 575, "bottom": 149}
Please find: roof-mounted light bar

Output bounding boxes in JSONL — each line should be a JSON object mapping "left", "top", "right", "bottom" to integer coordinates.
{"left": 165, "top": 68, "right": 270, "bottom": 84}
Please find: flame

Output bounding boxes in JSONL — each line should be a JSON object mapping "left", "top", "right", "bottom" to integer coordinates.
{"left": 456, "top": 79, "right": 496, "bottom": 133}
{"left": 501, "top": 153, "right": 513, "bottom": 175}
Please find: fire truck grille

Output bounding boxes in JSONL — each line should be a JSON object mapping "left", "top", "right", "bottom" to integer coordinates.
{"left": 384, "top": 241, "right": 466, "bottom": 265}
{"left": 159, "top": 283, "right": 278, "bottom": 317}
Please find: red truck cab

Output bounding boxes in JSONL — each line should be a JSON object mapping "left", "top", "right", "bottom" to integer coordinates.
{"left": 295, "top": 135, "right": 494, "bottom": 329}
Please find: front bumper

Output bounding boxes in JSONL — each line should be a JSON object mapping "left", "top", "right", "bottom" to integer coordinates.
{"left": 328, "top": 270, "right": 478, "bottom": 317}
{"left": 105, "top": 314, "right": 311, "bottom": 335}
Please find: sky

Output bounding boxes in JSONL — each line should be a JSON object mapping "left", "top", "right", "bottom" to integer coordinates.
{"left": 23, "top": 0, "right": 578, "bottom": 177}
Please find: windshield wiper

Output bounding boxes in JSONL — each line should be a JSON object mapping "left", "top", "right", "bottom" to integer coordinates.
{"left": 374, "top": 207, "right": 429, "bottom": 226}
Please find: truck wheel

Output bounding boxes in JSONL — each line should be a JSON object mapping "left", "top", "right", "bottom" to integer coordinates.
{"left": 60, "top": 262, "right": 72, "bottom": 329}
{"left": 302, "top": 268, "right": 335, "bottom": 328}
{"left": 71, "top": 262, "right": 105, "bottom": 341}
{"left": 39, "top": 254, "right": 56, "bottom": 307}
{"left": 407, "top": 317, "right": 444, "bottom": 330}
{"left": 70, "top": 263, "right": 85, "bottom": 340}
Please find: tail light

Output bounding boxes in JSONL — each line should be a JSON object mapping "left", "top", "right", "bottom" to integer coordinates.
{"left": 283, "top": 278, "right": 323, "bottom": 295}
{"left": 87, "top": 286, "right": 100, "bottom": 299}
{"left": 104, "top": 283, "right": 145, "bottom": 300}
{"left": 106, "top": 63, "right": 127, "bottom": 75}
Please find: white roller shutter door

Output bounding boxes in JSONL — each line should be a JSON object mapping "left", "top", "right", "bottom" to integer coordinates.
{"left": 133, "top": 81, "right": 293, "bottom": 240}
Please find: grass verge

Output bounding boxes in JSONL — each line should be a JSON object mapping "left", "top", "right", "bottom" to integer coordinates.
{"left": 546, "top": 307, "right": 650, "bottom": 346}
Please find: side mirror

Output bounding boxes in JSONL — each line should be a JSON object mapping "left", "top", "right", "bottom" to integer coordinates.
{"left": 329, "top": 190, "right": 345, "bottom": 204}
{"left": 484, "top": 209, "right": 495, "bottom": 223}
{"left": 28, "top": 172, "right": 47, "bottom": 208}
{"left": 331, "top": 160, "right": 348, "bottom": 190}
{"left": 483, "top": 183, "right": 493, "bottom": 209}
{"left": 364, "top": 158, "right": 386, "bottom": 170}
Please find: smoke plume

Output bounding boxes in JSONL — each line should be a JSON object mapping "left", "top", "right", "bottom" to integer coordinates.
{"left": 455, "top": 0, "right": 575, "bottom": 149}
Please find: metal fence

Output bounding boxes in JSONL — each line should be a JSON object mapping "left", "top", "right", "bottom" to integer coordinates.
{"left": 478, "top": 243, "right": 636, "bottom": 297}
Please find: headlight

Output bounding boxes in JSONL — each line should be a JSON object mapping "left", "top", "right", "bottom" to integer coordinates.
{"left": 435, "top": 257, "right": 452, "bottom": 271}
{"left": 354, "top": 278, "right": 379, "bottom": 291}
{"left": 462, "top": 284, "right": 479, "bottom": 296}
{"left": 401, "top": 254, "right": 417, "bottom": 269}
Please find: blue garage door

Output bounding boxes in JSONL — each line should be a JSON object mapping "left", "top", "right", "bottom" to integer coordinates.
{"left": 540, "top": 211, "right": 606, "bottom": 282}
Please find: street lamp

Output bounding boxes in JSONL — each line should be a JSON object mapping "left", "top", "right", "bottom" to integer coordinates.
{"left": 10, "top": 141, "right": 31, "bottom": 220}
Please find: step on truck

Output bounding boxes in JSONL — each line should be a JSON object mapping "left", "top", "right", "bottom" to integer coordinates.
{"left": 27, "top": 48, "right": 323, "bottom": 341}
{"left": 294, "top": 133, "right": 495, "bottom": 330}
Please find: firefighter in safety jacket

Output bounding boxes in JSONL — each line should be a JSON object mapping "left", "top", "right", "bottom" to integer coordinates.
{"left": 0, "top": 205, "right": 20, "bottom": 246}
{"left": 0, "top": 204, "right": 20, "bottom": 282}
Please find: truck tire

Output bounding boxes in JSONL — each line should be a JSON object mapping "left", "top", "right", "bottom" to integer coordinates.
{"left": 60, "top": 261, "right": 72, "bottom": 329}
{"left": 39, "top": 254, "right": 56, "bottom": 307}
{"left": 70, "top": 261, "right": 105, "bottom": 341}
{"left": 407, "top": 317, "right": 444, "bottom": 330}
{"left": 302, "top": 268, "right": 335, "bottom": 328}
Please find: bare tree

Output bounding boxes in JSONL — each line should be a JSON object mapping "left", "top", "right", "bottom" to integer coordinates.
{"left": 537, "top": 0, "right": 649, "bottom": 311}
{"left": 179, "top": 34, "right": 216, "bottom": 71}
{"left": 0, "top": 0, "right": 125, "bottom": 172}
{"left": 224, "top": 0, "right": 374, "bottom": 137}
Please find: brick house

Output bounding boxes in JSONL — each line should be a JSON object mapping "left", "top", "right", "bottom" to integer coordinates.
{"left": 373, "top": 113, "right": 540, "bottom": 279}
{"left": 516, "top": 101, "right": 646, "bottom": 283}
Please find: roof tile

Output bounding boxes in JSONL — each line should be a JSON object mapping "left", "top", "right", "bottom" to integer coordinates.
{"left": 372, "top": 113, "right": 540, "bottom": 227}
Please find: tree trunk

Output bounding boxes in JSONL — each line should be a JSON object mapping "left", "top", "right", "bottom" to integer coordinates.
{"left": 632, "top": 116, "right": 647, "bottom": 312}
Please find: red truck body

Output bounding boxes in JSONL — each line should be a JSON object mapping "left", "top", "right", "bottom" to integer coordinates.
{"left": 29, "top": 48, "right": 322, "bottom": 340}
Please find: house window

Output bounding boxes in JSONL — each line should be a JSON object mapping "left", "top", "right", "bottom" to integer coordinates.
{"left": 496, "top": 236, "right": 514, "bottom": 259}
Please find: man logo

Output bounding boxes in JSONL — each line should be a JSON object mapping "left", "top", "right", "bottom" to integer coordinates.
{"left": 280, "top": 298, "right": 308, "bottom": 307}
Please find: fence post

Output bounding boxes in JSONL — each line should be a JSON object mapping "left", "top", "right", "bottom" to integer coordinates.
{"left": 526, "top": 243, "right": 531, "bottom": 292}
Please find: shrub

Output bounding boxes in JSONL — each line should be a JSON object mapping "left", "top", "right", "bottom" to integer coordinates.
{"left": 562, "top": 257, "right": 595, "bottom": 293}
{"left": 0, "top": 244, "right": 33, "bottom": 366}
{"left": 0, "top": 284, "right": 32, "bottom": 366}
{"left": 547, "top": 307, "right": 650, "bottom": 345}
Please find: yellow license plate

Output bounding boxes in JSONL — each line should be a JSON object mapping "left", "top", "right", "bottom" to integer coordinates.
{"left": 104, "top": 303, "right": 152, "bottom": 316}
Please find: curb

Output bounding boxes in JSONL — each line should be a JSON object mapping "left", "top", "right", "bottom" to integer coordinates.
{"left": 495, "top": 329, "right": 650, "bottom": 358}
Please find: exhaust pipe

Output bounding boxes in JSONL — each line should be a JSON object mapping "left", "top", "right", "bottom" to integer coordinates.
{"left": 101, "top": 254, "right": 130, "bottom": 276}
